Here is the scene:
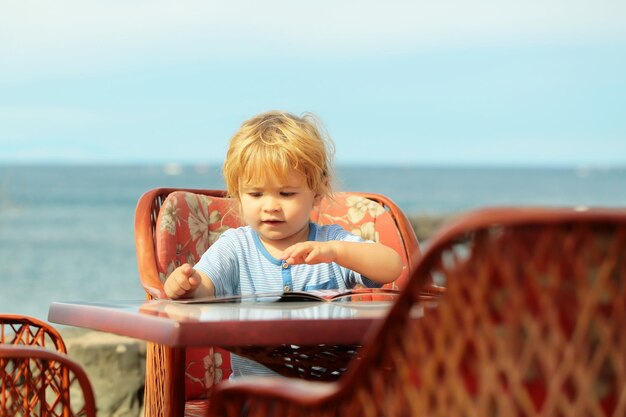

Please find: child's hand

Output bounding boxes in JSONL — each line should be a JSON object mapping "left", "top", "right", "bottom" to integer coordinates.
{"left": 164, "top": 263, "right": 202, "bottom": 299}
{"left": 281, "top": 241, "right": 337, "bottom": 265}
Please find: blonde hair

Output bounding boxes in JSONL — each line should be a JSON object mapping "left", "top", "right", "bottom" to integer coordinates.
{"left": 223, "top": 110, "right": 335, "bottom": 202}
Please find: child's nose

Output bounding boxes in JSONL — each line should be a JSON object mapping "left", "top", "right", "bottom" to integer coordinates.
{"left": 262, "top": 196, "right": 280, "bottom": 212}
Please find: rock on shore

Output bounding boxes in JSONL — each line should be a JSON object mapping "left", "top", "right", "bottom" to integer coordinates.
{"left": 60, "top": 327, "right": 146, "bottom": 417}
{"left": 409, "top": 214, "right": 453, "bottom": 243}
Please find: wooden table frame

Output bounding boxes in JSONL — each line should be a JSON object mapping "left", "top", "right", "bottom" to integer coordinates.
{"left": 49, "top": 299, "right": 394, "bottom": 417}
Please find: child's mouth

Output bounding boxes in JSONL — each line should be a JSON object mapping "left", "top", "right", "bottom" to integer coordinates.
{"left": 262, "top": 220, "right": 284, "bottom": 226}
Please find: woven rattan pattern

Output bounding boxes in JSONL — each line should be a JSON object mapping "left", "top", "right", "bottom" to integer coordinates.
{"left": 228, "top": 343, "right": 361, "bottom": 381}
{"left": 1, "top": 315, "right": 96, "bottom": 417}
{"left": 145, "top": 343, "right": 171, "bottom": 416}
{"left": 210, "top": 208, "right": 626, "bottom": 417}
{"left": 0, "top": 315, "right": 67, "bottom": 353}
{"left": 0, "top": 346, "right": 96, "bottom": 417}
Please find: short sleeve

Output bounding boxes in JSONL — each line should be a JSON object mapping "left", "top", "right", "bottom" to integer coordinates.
{"left": 194, "top": 229, "right": 241, "bottom": 297}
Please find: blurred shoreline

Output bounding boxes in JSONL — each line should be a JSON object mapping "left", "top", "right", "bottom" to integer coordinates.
{"left": 408, "top": 214, "right": 452, "bottom": 243}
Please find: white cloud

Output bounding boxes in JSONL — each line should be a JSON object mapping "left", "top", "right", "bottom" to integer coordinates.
{"left": 2, "top": 0, "right": 625, "bottom": 80}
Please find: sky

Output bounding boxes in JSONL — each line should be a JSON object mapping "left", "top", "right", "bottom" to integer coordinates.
{"left": 1, "top": 0, "right": 625, "bottom": 167}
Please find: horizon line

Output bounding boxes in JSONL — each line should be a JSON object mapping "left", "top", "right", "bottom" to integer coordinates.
{"left": 1, "top": 161, "right": 625, "bottom": 171}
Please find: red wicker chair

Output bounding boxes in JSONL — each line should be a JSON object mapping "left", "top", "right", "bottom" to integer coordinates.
{"left": 0, "top": 346, "right": 97, "bottom": 417}
{"left": 0, "top": 314, "right": 67, "bottom": 353}
{"left": 134, "top": 187, "right": 428, "bottom": 417}
{"left": 207, "top": 207, "right": 626, "bottom": 417}
{"left": 0, "top": 315, "right": 97, "bottom": 416}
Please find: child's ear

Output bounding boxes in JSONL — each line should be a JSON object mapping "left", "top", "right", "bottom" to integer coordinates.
{"left": 313, "top": 193, "right": 323, "bottom": 206}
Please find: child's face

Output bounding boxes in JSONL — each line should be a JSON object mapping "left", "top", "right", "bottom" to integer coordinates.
{"left": 239, "top": 170, "right": 320, "bottom": 248}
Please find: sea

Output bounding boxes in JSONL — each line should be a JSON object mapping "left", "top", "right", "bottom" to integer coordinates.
{"left": 1, "top": 163, "right": 625, "bottom": 322}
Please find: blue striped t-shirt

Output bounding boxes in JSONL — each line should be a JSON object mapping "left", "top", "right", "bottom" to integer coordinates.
{"left": 194, "top": 222, "right": 381, "bottom": 297}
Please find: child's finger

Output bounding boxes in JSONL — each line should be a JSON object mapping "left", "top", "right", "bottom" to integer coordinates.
{"left": 179, "top": 273, "right": 196, "bottom": 289}
{"left": 187, "top": 273, "right": 202, "bottom": 289}
{"left": 304, "top": 248, "right": 320, "bottom": 263}
{"left": 279, "top": 247, "right": 296, "bottom": 260}
{"left": 165, "top": 279, "right": 188, "bottom": 298}
{"left": 181, "top": 263, "right": 195, "bottom": 276}
{"left": 287, "top": 243, "right": 311, "bottom": 258}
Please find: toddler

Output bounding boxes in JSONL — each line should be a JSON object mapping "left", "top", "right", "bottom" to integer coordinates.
{"left": 164, "top": 110, "right": 403, "bottom": 376}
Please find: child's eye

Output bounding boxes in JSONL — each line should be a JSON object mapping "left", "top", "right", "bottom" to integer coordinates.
{"left": 248, "top": 192, "right": 263, "bottom": 198}
{"left": 280, "top": 192, "right": 296, "bottom": 197}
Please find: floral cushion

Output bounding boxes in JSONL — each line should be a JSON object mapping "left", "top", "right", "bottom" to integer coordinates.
{"left": 312, "top": 193, "right": 410, "bottom": 290}
{"left": 155, "top": 191, "right": 410, "bottom": 400}
{"left": 156, "top": 192, "right": 241, "bottom": 282}
{"left": 183, "top": 346, "right": 230, "bottom": 401}
{"left": 156, "top": 192, "right": 241, "bottom": 400}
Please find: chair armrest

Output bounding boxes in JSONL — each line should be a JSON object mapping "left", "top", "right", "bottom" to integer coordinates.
{"left": 134, "top": 188, "right": 173, "bottom": 299}
{"left": 0, "top": 314, "right": 67, "bottom": 352}
{"left": 209, "top": 377, "right": 339, "bottom": 417}
{"left": 0, "top": 345, "right": 97, "bottom": 417}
